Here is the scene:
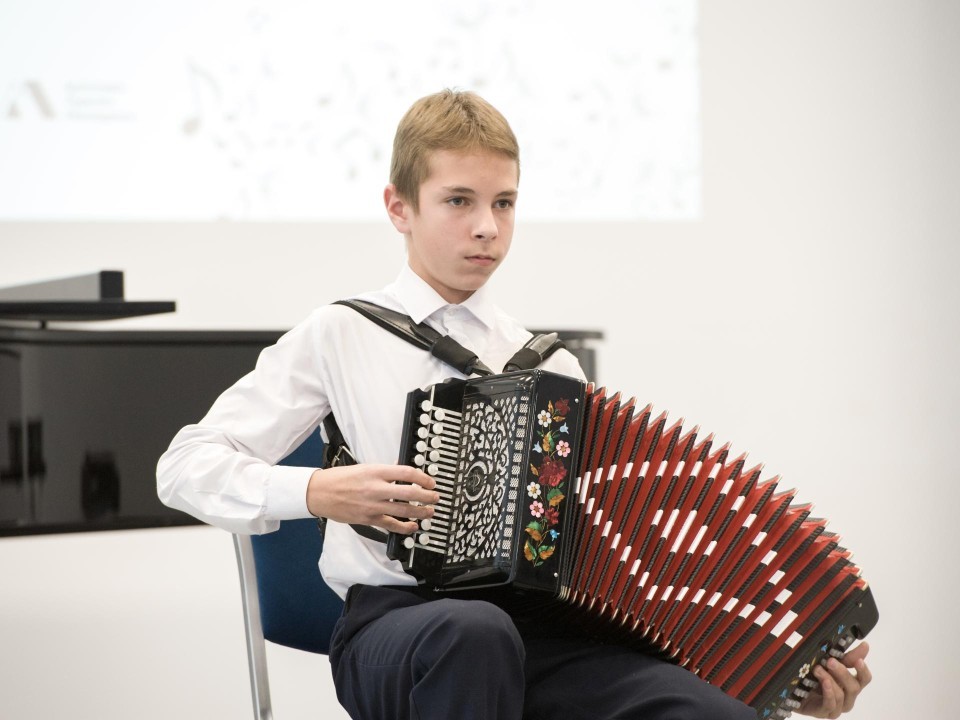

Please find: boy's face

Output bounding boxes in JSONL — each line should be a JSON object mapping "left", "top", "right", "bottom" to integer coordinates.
{"left": 385, "top": 149, "right": 518, "bottom": 304}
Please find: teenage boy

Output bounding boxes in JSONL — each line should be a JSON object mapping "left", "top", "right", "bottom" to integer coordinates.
{"left": 158, "top": 89, "right": 870, "bottom": 720}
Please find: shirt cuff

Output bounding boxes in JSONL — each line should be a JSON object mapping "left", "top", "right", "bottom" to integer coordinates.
{"left": 265, "top": 463, "right": 316, "bottom": 520}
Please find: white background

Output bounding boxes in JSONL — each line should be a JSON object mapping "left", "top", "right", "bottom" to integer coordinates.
{"left": 2, "top": 2, "right": 959, "bottom": 718}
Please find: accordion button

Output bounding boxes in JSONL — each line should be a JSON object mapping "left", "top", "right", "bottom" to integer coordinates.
{"left": 430, "top": 437, "right": 443, "bottom": 449}
{"left": 429, "top": 450, "right": 441, "bottom": 462}
{"left": 419, "top": 533, "right": 431, "bottom": 545}
{"left": 433, "top": 423, "right": 445, "bottom": 434}
{"left": 420, "top": 400, "right": 432, "bottom": 411}
{"left": 416, "top": 441, "right": 428, "bottom": 452}
{"left": 403, "top": 537, "right": 415, "bottom": 549}
{"left": 418, "top": 427, "right": 429, "bottom": 439}
{"left": 414, "top": 455, "right": 426, "bottom": 466}
{"left": 434, "top": 409, "right": 447, "bottom": 421}
{"left": 421, "top": 519, "right": 432, "bottom": 531}
{"left": 427, "top": 465, "right": 439, "bottom": 476}
{"left": 420, "top": 413, "right": 431, "bottom": 425}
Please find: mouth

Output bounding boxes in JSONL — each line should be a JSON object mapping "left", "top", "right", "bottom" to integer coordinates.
{"left": 466, "top": 255, "right": 496, "bottom": 266}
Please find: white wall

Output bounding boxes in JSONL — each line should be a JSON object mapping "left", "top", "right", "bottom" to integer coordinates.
{"left": 2, "top": 2, "right": 958, "bottom": 718}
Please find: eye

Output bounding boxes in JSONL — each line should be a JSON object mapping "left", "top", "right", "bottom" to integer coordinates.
{"left": 447, "top": 197, "right": 467, "bottom": 207}
{"left": 495, "top": 199, "right": 514, "bottom": 210}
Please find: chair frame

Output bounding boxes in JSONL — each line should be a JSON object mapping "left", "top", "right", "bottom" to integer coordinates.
{"left": 234, "top": 533, "right": 274, "bottom": 720}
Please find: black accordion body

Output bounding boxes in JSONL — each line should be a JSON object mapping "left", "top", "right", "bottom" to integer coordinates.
{"left": 386, "top": 370, "right": 879, "bottom": 719}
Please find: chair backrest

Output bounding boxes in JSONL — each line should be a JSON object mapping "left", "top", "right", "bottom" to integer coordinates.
{"left": 248, "top": 429, "right": 344, "bottom": 654}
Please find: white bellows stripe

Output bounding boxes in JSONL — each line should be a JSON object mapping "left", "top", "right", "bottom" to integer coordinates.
{"left": 742, "top": 513, "right": 757, "bottom": 529}
{"left": 673, "top": 461, "right": 686, "bottom": 480}
{"left": 693, "top": 589, "right": 705, "bottom": 604}
{"left": 771, "top": 570, "right": 786, "bottom": 584}
{"left": 653, "top": 509, "right": 664, "bottom": 526}
{"left": 629, "top": 559, "right": 641, "bottom": 576}
{"left": 639, "top": 571, "right": 650, "bottom": 587}
{"left": 773, "top": 611, "right": 798, "bottom": 638}
{"left": 689, "top": 461, "right": 702, "bottom": 478}
{"left": 607, "top": 464, "right": 618, "bottom": 481}
{"left": 592, "top": 509, "right": 603, "bottom": 526}
{"left": 723, "top": 597, "right": 738, "bottom": 613}
{"left": 721, "top": 478, "right": 733, "bottom": 495}
{"left": 612, "top": 533, "right": 621, "bottom": 549}
{"left": 657, "top": 460, "right": 667, "bottom": 477}
{"left": 586, "top": 498, "right": 595, "bottom": 514}
{"left": 732, "top": 496, "right": 745, "bottom": 512}
{"left": 786, "top": 631, "right": 803, "bottom": 649}
{"left": 705, "top": 540, "right": 717, "bottom": 556}
{"left": 755, "top": 610, "right": 772, "bottom": 626}
{"left": 689, "top": 525, "right": 708, "bottom": 552}
{"left": 593, "top": 468, "right": 603, "bottom": 485}
{"left": 620, "top": 545, "right": 632, "bottom": 562}
{"left": 762, "top": 550, "right": 777, "bottom": 565}
{"left": 663, "top": 586, "right": 674, "bottom": 601}
{"left": 602, "top": 520, "right": 612, "bottom": 536}
{"left": 739, "top": 603, "right": 756, "bottom": 619}
{"left": 647, "top": 585, "right": 658, "bottom": 600}
{"left": 623, "top": 462, "right": 633, "bottom": 477}
{"left": 662, "top": 509, "right": 679, "bottom": 537}
{"left": 671, "top": 512, "right": 696, "bottom": 552}
{"left": 708, "top": 592, "right": 722, "bottom": 607}
{"left": 677, "top": 587, "right": 688, "bottom": 601}
{"left": 640, "top": 461, "right": 650, "bottom": 478}
{"left": 776, "top": 589, "right": 792, "bottom": 604}
{"left": 574, "top": 477, "right": 582, "bottom": 495}
{"left": 751, "top": 530, "right": 767, "bottom": 546}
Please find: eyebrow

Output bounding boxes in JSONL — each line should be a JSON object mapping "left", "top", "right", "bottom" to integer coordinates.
{"left": 441, "top": 186, "right": 518, "bottom": 198}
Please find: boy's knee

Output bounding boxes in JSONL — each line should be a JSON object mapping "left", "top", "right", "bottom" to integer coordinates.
{"left": 419, "top": 599, "right": 524, "bottom": 668}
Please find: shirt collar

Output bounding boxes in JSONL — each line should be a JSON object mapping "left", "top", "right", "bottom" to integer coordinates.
{"left": 392, "top": 264, "right": 498, "bottom": 329}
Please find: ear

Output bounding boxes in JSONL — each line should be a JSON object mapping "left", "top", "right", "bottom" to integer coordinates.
{"left": 384, "top": 184, "right": 413, "bottom": 233}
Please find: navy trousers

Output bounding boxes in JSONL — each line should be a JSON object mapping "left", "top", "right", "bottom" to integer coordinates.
{"left": 329, "top": 585, "right": 755, "bottom": 720}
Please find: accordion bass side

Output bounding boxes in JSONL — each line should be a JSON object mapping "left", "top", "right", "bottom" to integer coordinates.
{"left": 386, "top": 370, "right": 879, "bottom": 719}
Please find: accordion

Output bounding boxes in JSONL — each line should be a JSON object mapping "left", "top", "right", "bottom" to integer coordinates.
{"left": 386, "top": 370, "right": 878, "bottom": 719}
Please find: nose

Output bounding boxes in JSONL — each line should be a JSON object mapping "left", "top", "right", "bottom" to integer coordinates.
{"left": 473, "top": 206, "right": 498, "bottom": 242}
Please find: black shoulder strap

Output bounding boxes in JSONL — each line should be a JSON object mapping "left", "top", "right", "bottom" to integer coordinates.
{"left": 503, "top": 331, "right": 565, "bottom": 372}
{"left": 334, "top": 299, "right": 494, "bottom": 377}
{"left": 335, "top": 298, "right": 566, "bottom": 374}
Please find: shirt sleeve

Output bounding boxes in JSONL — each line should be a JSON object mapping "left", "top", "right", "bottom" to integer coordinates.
{"left": 156, "top": 311, "right": 331, "bottom": 535}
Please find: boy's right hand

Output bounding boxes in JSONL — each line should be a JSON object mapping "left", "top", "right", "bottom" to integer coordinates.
{"left": 305, "top": 464, "right": 439, "bottom": 535}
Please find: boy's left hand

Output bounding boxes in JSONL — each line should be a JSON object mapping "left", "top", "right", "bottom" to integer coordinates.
{"left": 797, "top": 642, "right": 872, "bottom": 718}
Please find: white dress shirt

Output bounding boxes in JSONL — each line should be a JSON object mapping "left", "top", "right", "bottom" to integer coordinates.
{"left": 157, "top": 265, "right": 585, "bottom": 598}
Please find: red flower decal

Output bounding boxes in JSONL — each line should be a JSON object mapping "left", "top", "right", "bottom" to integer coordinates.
{"left": 539, "top": 457, "right": 567, "bottom": 487}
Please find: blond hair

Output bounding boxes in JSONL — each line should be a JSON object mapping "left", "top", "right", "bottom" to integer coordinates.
{"left": 390, "top": 89, "right": 519, "bottom": 211}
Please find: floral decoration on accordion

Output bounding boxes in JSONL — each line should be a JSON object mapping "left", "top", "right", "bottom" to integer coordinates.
{"left": 524, "top": 397, "right": 572, "bottom": 567}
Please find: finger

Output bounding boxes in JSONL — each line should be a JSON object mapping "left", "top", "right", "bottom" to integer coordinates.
{"left": 375, "top": 501, "right": 435, "bottom": 521}
{"left": 383, "top": 465, "right": 437, "bottom": 489}
{"left": 814, "top": 665, "right": 842, "bottom": 719}
{"left": 841, "top": 641, "right": 870, "bottom": 668}
{"left": 855, "top": 659, "right": 873, "bottom": 688}
{"left": 376, "top": 516, "right": 419, "bottom": 535}
{"left": 391, "top": 483, "right": 441, "bottom": 505}
{"left": 825, "top": 658, "right": 861, "bottom": 713}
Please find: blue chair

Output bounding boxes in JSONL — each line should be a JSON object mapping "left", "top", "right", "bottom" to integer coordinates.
{"left": 233, "top": 430, "right": 344, "bottom": 720}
